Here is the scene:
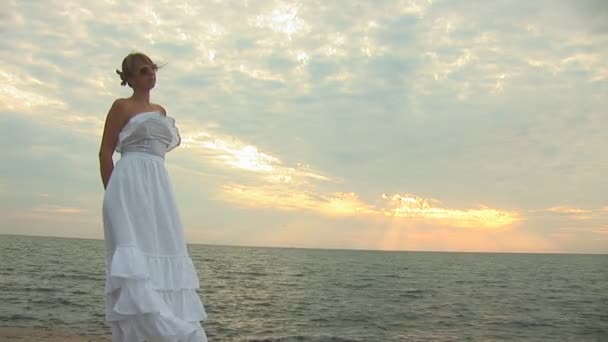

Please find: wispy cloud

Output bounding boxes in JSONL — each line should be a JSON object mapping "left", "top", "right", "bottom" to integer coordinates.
{"left": 591, "top": 226, "right": 608, "bottom": 235}
{"left": 0, "top": 69, "right": 66, "bottom": 112}
{"left": 220, "top": 183, "right": 519, "bottom": 229}
{"left": 2, "top": 204, "right": 91, "bottom": 224}
{"left": 181, "top": 129, "right": 331, "bottom": 184}
{"left": 31, "top": 205, "right": 87, "bottom": 215}
{"left": 546, "top": 206, "right": 593, "bottom": 214}
{"left": 181, "top": 124, "right": 520, "bottom": 229}
{"left": 221, "top": 185, "right": 374, "bottom": 216}
{"left": 380, "top": 193, "right": 520, "bottom": 228}
{"left": 542, "top": 206, "right": 608, "bottom": 222}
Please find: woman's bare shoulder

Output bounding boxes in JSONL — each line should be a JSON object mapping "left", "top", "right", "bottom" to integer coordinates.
{"left": 106, "top": 98, "right": 131, "bottom": 123}
{"left": 110, "top": 98, "right": 130, "bottom": 113}
{"left": 153, "top": 103, "right": 167, "bottom": 116}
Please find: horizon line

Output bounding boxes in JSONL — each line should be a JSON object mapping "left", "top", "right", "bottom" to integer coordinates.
{"left": 2, "top": 233, "right": 606, "bottom": 256}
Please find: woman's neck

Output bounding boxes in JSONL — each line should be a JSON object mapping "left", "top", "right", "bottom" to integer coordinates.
{"left": 131, "top": 90, "right": 150, "bottom": 104}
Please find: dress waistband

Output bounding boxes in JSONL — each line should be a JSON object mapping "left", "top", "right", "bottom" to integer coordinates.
{"left": 120, "top": 151, "right": 164, "bottom": 162}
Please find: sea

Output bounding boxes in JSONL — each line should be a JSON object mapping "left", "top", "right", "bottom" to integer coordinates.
{"left": 0, "top": 234, "right": 606, "bottom": 341}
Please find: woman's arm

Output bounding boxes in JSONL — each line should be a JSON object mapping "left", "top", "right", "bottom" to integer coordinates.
{"left": 98, "top": 100, "right": 126, "bottom": 190}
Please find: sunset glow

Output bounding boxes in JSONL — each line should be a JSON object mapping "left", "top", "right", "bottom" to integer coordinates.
{"left": 1, "top": 0, "right": 606, "bottom": 253}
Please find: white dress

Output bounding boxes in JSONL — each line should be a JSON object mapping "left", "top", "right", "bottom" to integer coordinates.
{"left": 102, "top": 111, "right": 208, "bottom": 342}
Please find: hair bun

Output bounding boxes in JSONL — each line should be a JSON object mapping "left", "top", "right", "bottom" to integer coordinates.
{"left": 116, "top": 69, "right": 127, "bottom": 86}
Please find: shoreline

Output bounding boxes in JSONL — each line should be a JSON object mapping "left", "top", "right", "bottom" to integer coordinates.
{"left": 0, "top": 327, "right": 110, "bottom": 341}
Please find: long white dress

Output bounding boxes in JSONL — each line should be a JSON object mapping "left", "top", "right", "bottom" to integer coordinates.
{"left": 102, "top": 111, "right": 208, "bottom": 342}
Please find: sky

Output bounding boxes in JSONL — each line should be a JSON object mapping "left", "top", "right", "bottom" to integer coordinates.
{"left": 1, "top": 0, "right": 607, "bottom": 254}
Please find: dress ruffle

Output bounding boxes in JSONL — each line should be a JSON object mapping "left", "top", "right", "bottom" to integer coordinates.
{"left": 105, "top": 245, "right": 207, "bottom": 341}
{"left": 105, "top": 245, "right": 200, "bottom": 292}
{"left": 116, "top": 112, "right": 181, "bottom": 153}
{"left": 164, "top": 116, "right": 181, "bottom": 152}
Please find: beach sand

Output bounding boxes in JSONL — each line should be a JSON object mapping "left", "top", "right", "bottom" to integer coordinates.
{"left": 0, "top": 327, "right": 110, "bottom": 341}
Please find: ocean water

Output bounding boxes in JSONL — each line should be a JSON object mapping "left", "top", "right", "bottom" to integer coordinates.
{"left": 0, "top": 234, "right": 606, "bottom": 341}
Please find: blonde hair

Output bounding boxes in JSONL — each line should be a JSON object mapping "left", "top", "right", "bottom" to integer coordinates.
{"left": 115, "top": 52, "right": 160, "bottom": 88}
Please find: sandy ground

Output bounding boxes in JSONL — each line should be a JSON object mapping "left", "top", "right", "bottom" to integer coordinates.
{"left": 0, "top": 327, "right": 110, "bottom": 341}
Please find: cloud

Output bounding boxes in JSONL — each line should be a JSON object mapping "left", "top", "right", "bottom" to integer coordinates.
{"left": 177, "top": 120, "right": 521, "bottom": 229}
{"left": 591, "top": 226, "right": 608, "bottom": 235}
{"left": 546, "top": 206, "right": 593, "bottom": 214}
{"left": 2, "top": 204, "right": 91, "bottom": 224}
{"left": 1, "top": 0, "right": 607, "bottom": 253}
{"left": 252, "top": 4, "right": 310, "bottom": 39}
{"left": 0, "top": 69, "right": 67, "bottom": 112}
{"left": 181, "top": 128, "right": 331, "bottom": 184}
{"left": 541, "top": 206, "right": 608, "bottom": 222}
{"left": 31, "top": 205, "right": 87, "bottom": 215}
{"left": 219, "top": 182, "right": 520, "bottom": 229}
{"left": 380, "top": 193, "right": 520, "bottom": 228}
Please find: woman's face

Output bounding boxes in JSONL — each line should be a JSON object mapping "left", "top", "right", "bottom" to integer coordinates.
{"left": 130, "top": 60, "right": 157, "bottom": 90}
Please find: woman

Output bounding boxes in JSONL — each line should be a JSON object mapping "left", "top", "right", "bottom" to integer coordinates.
{"left": 99, "top": 52, "right": 208, "bottom": 341}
